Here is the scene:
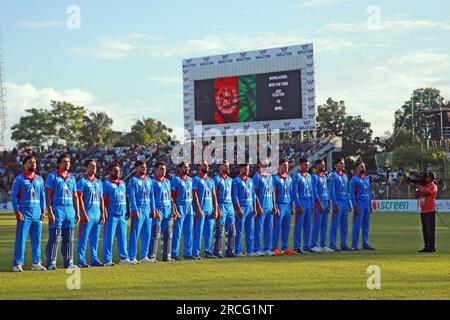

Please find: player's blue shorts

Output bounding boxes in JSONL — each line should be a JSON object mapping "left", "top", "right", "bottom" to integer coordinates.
{"left": 49, "top": 204, "right": 76, "bottom": 229}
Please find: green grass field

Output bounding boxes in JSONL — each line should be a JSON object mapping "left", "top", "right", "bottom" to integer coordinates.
{"left": 0, "top": 212, "right": 449, "bottom": 300}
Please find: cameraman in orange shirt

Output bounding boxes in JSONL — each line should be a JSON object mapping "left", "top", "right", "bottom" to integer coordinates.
{"left": 415, "top": 172, "right": 438, "bottom": 253}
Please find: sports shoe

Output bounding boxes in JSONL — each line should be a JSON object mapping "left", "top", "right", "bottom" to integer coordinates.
{"left": 119, "top": 258, "right": 133, "bottom": 265}
{"left": 162, "top": 257, "right": 176, "bottom": 262}
{"left": 139, "top": 257, "right": 153, "bottom": 264}
{"left": 362, "top": 246, "right": 376, "bottom": 251}
{"left": 90, "top": 260, "right": 104, "bottom": 267}
{"left": 205, "top": 253, "right": 218, "bottom": 259}
{"left": 330, "top": 246, "right": 340, "bottom": 252}
{"left": 264, "top": 250, "right": 275, "bottom": 256}
{"left": 77, "top": 261, "right": 90, "bottom": 268}
{"left": 216, "top": 254, "right": 225, "bottom": 259}
{"left": 66, "top": 263, "right": 78, "bottom": 269}
{"left": 351, "top": 247, "right": 360, "bottom": 251}
{"left": 193, "top": 255, "right": 203, "bottom": 260}
{"left": 235, "top": 252, "right": 244, "bottom": 257}
{"left": 254, "top": 251, "right": 263, "bottom": 257}
{"left": 31, "top": 263, "right": 46, "bottom": 271}
{"left": 130, "top": 259, "right": 140, "bottom": 265}
{"left": 341, "top": 246, "right": 353, "bottom": 251}
{"left": 310, "top": 247, "right": 322, "bottom": 253}
{"left": 104, "top": 261, "right": 115, "bottom": 267}
{"left": 184, "top": 256, "right": 195, "bottom": 260}
{"left": 247, "top": 252, "right": 256, "bottom": 257}
{"left": 295, "top": 249, "right": 305, "bottom": 254}
{"left": 149, "top": 257, "right": 158, "bottom": 263}
{"left": 173, "top": 256, "right": 183, "bottom": 261}
{"left": 12, "top": 265, "right": 23, "bottom": 272}
{"left": 284, "top": 249, "right": 297, "bottom": 255}
{"left": 273, "top": 249, "right": 283, "bottom": 256}
{"left": 321, "top": 247, "right": 334, "bottom": 253}
{"left": 418, "top": 248, "right": 434, "bottom": 253}
{"left": 47, "top": 263, "right": 57, "bottom": 270}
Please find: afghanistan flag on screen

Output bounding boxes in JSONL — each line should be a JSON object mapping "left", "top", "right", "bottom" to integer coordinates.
{"left": 195, "top": 75, "right": 257, "bottom": 125}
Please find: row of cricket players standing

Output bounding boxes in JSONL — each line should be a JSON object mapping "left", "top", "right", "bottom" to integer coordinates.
{"left": 10, "top": 153, "right": 375, "bottom": 272}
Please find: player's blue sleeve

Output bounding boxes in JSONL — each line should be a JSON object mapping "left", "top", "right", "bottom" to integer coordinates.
{"left": 102, "top": 181, "right": 110, "bottom": 203}
{"left": 345, "top": 176, "right": 352, "bottom": 207}
{"left": 349, "top": 177, "right": 357, "bottom": 208}
{"left": 253, "top": 174, "right": 260, "bottom": 193}
{"left": 71, "top": 178, "right": 77, "bottom": 194}
{"left": 45, "top": 173, "right": 55, "bottom": 191}
{"left": 255, "top": 175, "right": 264, "bottom": 205}
{"left": 102, "top": 181, "right": 107, "bottom": 194}
{"left": 329, "top": 174, "right": 337, "bottom": 204}
{"left": 11, "top": 176, "right": 21, "bottom": 212}
{"left": 292, "top": 175, "right": 300, "bottom": 207}
{"left": 289, "top": 178, "right": 296, "bottom": 204}
{"left": 232, "top": 178, "right": 239, "bottom": 206}
{"left": 171, "top": 178, "right": 178, "bottom": 191}
{"left": 76, "top": 179, "right": 84, "bottom": 194}
{"left": 149, "top": 182, "right": 155, "bottom": 211}
{"left": 192, "top": 176, "right": 199, "bottom": 191}
{"left": 272, "top": 175, "right": 277, "bottom": 196}
{"left": 312, "top": 174, "right": 319, "bottom": 202}
{"left": 39, "top": 177, "right": 46, "bottom": 210}
{"left": 251, "top": 179, "right": 256, "bottom": 205}
{"left": 128, "top": 179, "right": 138, "bottom": 213}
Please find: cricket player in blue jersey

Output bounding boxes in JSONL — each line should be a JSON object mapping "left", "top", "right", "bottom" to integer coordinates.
{"left": 11, "top": 155, "right": 46, "bottom": 272}
{"left": 148, "top": 162, "right": 174, "bottom": 262}
{"left": 102, "top": 163, "right": 132, "bottom": 266}
{"left": 328, "top": 158, "right": 352, "bottom": 251}
{"left": 310, "top": 159, "right": 334, "bottom": 253}
{"left": 232, "top": 163, "right": 257, "bottom": 257}
{"left": 171, "top": 161, "right": 195, "bottom": 261}
{"left": 213, "top": 161, "right": 236, "bottom": 258}
{"left": 350, "top": 161, "right": 375, "bottom": 251}
{"left": 292, "top": 158, "right": 314, "bottom": 253}
{"left": 253, "top": 160, "right": 276, "bottom": 257}
{"left": 128, "top": 160, "right": 157, "bottom": 264}
{"left": 272, "top": 158, "right": 296, "bottom": 256}
{"left": 45, "top": 153, "right": 79, "bottom": 270}
{"left": 192, "top": 160, "right": 219, "bottom": 259}
{"left": 76, "top": 160, "right": 106, "bottom": 268}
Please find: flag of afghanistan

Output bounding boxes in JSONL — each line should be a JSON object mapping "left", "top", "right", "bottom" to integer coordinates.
{"left": 194, "top": 75, "right": 257, "bottom": 125}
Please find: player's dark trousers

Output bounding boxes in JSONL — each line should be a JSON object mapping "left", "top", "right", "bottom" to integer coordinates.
{"left": 420, "top": 212, "right": 436, "bottom": 251}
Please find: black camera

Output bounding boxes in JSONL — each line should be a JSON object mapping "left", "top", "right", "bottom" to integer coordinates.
{"left": 405, "top": 170, "right": 426, "bottom": 185}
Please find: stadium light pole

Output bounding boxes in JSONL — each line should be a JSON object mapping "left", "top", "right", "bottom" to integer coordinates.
{"left": 411, "top": 95, "right": 415, "bottom": 144}
{"left": 439, "top": 97, "right": 444, "bottom": 141}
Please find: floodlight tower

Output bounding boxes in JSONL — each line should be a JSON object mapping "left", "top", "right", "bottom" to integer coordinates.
{"left": 0, "top": 28, "right": 7, "bottom": 151}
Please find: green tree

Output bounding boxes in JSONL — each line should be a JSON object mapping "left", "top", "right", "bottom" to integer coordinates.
{"left": 118, "top": 118, "right": 175, "bottom": 146}
{"left": 393, "top": 145, "right": 446, "bottom": 169}
{"left": 10, "top": 108, "right": 56, "bottom": 148}
{"left": 393, "top": 88, "right": 445, "bottom": 142}
{"left": 382, "top": 128, "right": 421, "bottom": 152}
{"left": 51, "top": 101, "right": 87, "bottom": 147}
{"left": 423, "top": 147, "right": 446, "bottom": 168}
{"left": 342, "top": 115, "right": 375, "bottom": 166}
{"left": 81, "top": 111, "right": 114, "bottom": 148}
{"left": 316, "top": 98, "right": 375, "bottom": 164}
{"left": 11, "top": 101, "right": 87, "bottom": 148}
{"left": 316, "top": 98, "right": 346, "bottom": 138}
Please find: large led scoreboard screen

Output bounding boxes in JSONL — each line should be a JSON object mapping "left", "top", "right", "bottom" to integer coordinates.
{"left": 182, "top": 43, "right": 315, "bottom": 137}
